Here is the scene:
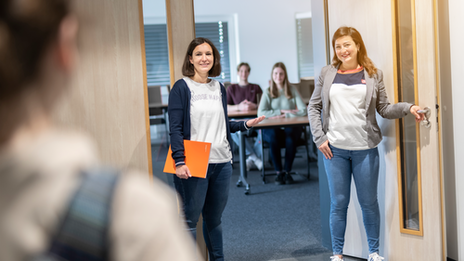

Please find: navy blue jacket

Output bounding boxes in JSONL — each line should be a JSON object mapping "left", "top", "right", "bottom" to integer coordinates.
{"left": 168, "top": 78, "right": 248, "bottom": 166}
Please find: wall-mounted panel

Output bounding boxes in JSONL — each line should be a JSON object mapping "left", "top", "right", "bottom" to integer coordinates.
{"left": 54, "top": 0, "right": 150, "bottom": 173}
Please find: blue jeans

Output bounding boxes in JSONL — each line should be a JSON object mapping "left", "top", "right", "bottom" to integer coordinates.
{"left": 262, "top": 127, "right": 302, "bottom": 172}
{"left": 231, "top": 131, "right": 262, "bottom": 158}
{"left": 174, "top": 162, "right": 232, "bottom": 261}
{"left": 323, "top": 144, "right": 380, "bottom": 255}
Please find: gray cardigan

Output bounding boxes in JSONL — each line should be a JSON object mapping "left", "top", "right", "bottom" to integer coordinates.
{"left": 307, "top": 65, "right": 413, "bottom": 149}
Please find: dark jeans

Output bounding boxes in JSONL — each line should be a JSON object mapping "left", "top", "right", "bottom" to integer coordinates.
{"left": 262, "top": 127, "right": 302, "bottom": 172}
{"left": 174, "top": 162, "right": 232, "bottom": 261}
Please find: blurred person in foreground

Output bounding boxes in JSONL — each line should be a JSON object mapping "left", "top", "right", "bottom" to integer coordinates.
{"left": 0, "top": 0, "right": 195, "bottom": 260}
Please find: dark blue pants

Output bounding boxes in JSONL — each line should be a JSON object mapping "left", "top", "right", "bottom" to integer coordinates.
{"left": 262, "top": 127, "right": 302, "bottom": 172}
{"left": 174, "top": 162, "right": 232, "bottom": 261}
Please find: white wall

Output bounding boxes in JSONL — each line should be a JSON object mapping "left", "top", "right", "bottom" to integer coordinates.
{"left": 448, "top": 0, "right": 464, "bottom": 259}
{"left": 142, "top": 0, "right": 311, "bottom": 89}
{"left": 437, "top": 0, "right": 459, "bottom": 259}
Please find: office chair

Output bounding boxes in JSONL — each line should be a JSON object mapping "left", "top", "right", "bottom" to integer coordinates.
{"left": 223, "top": 81, "right": 232, "bottom": 89}
{"left": 147, "top": 85, "right": 169, "bottom": 144}
{"left": 259, "top": 126, "right": 311, "bottom": 183}
{"left": 297, "top": 77, "right": 315, "bottom": 104}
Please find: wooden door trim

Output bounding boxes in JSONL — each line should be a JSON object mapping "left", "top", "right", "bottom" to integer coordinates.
{"left": 392, "top": 0, "right": 424, "bottom": 237}
{"left": 432, "top": 0, "right": 447, "bottom": 258}
{"left": 138, "top": 0, "right": 153, "bottom": 178}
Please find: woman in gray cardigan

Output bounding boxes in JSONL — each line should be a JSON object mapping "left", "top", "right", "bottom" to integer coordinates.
{"left": 308, "top": 27, "right": 424, "bottom": 261}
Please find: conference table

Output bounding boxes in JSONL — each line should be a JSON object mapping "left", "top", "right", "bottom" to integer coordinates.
{"left": 236, "top": 116, "right": 310, "bottom": 194}
{"left": 148, "top": 102, "right": 168, "bottom": 111}
{"left": 227, "top": 109, "right": 258, "bottom": 119}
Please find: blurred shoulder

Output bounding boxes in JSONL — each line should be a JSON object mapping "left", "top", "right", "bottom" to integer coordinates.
{"left": 320, "top": 65, "right": 336, "bottom": 75}
{"left": 111, "top": 171, "right": 195, "bottom": 260}
{"left": 376, "top": 68, "right": 383, "bottom": 78}
{"left": 115, "top": 171, "right": 177, "bottom": 210}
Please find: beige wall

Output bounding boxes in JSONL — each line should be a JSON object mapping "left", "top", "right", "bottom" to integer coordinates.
{"left": 53, "top": 0, "right": 151, "bottom": 173}
{"left": 166, "top": 0, "right": 195, "bottom": 85}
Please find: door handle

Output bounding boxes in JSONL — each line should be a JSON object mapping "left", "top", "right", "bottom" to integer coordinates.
{"left": 417, "top": 107, "right": 431, "bottom": 128}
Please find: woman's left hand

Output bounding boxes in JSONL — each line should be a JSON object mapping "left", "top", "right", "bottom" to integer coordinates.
{"left": 246, "top": 115, "right": 266, "bottom": 127}
{"left": 410, "top": 105, "right": 425, "bottom": 123}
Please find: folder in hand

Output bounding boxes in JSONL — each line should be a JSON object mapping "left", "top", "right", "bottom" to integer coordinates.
{"left": 163, "top": 140, "right": 212, "bottom": 178}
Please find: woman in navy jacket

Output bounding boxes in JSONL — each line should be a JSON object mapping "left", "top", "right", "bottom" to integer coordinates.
{"left": 168, "top": 37, "right": 264, "bottom": 261}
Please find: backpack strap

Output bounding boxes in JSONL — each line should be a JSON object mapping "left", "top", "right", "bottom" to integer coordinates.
{"left": 34, "top": 167, "right": 120, "bottom": 261}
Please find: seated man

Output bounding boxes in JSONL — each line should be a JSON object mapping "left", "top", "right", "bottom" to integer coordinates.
{"left": 227, "top": 62, "right": 263, "bottom": 170}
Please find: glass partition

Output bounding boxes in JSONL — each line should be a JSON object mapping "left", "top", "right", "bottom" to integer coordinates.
{"left": 394, "top": 0, "right": 423, "bottom": 235}
{"left": 142, "top": 0, "right": 173, "bottom": 186}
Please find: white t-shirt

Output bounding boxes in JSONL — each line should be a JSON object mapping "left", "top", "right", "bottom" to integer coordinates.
{"left": 327, "top": 69, "right": 369, "bottom": 150}
{"left": 184, "top": 77, "right": 232, "bottom": 163}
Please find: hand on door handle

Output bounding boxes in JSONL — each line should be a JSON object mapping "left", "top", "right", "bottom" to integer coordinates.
{"left": 417, "top": 107, "right": 431, "bottom": 128}
{"left": 410, "top": 105, "right": 425, "bottom": 122}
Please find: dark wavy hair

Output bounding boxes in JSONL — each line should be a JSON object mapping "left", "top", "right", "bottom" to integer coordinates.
{"left": 331, "top": 26, "right": 377, "bottom": 77}
{"left": 182, "top": 37, "right": 222, "bottom": 77}
{"left": 0, "top": 0, "right": 70, "bottom": 101}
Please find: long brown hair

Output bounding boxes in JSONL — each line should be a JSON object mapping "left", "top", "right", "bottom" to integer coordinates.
{"left": 269, "top": 62, "right": 292, "bottom": 99}
{"left": 331, "top": 26, "right": 377, "bottom": 77}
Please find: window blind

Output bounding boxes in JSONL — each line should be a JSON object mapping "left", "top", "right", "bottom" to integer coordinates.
{"left": 296, "top": 18, "right": 314, "bottom": 78}
{"left": 195, "top": 22, "right": 231, "bottom": 82}
{"left": 144, "top": 24, "right": 170, "bottom": 86}
{"left": 143, "top": 21, "right": 231, "bottom": 86}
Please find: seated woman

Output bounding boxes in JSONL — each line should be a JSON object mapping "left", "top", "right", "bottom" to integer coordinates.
{"left": 227, "top": 62, "right": 263, "bottom": 170}
{"left": 257, "top": 62, "right": 307, "bottom": 185}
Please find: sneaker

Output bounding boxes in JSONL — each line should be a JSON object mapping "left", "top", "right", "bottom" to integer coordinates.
{"left": 368, "top": 252, "right": 384, "bottom": 261}
{"left": 330, "top": 256, "right": 344, "bottom": 261}
{"left": 253, "top": 157, "right": 263, "bottom": 170}
{"left": 284, "top": 172, "right": 294, "bottom": 184}
{"left": 246, "top": 158, "right": 255, "bottom": 171}
{"left": 275, "top": 172, "right": 284, "bottom": 185}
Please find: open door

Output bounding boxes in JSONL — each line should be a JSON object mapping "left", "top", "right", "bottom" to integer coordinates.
{"left": 388, "top": 0, "right": 445, "bottom": 259}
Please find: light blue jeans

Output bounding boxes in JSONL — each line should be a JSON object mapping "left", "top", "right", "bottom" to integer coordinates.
{"left": 323, "top": 144, "right": 380, "bottom": 255}
{"left": 231, "top": 131, "right": 262, "bottom": 158}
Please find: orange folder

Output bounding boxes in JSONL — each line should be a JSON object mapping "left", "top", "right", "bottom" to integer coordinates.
{"left": 163, "top": 140, "right": 212, "bottom": 178}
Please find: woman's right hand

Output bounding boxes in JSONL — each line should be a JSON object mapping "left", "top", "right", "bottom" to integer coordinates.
{"left": 176, "top": 165, "right": 191, "bottom": 179}
{"left": 319, "top": 140, "right": 333, "bottom": 160}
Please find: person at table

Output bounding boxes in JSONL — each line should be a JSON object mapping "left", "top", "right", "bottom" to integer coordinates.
{"left": 168, "top": 37, "right": 265, "bottom": 261}
{"left": 257, "top": 62, "right": 307, "bottom": 185}
{"left": 0, "top": 1, "right": 196, "bottom": 260}
{"left": 307, "top": 26, "right": 424, "bottom": 261}
{"left": 227, "top": 62, "right": 262, "bottom": 111}
{"left": 227, "top": 62, "right": 263, "bottom": 170}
